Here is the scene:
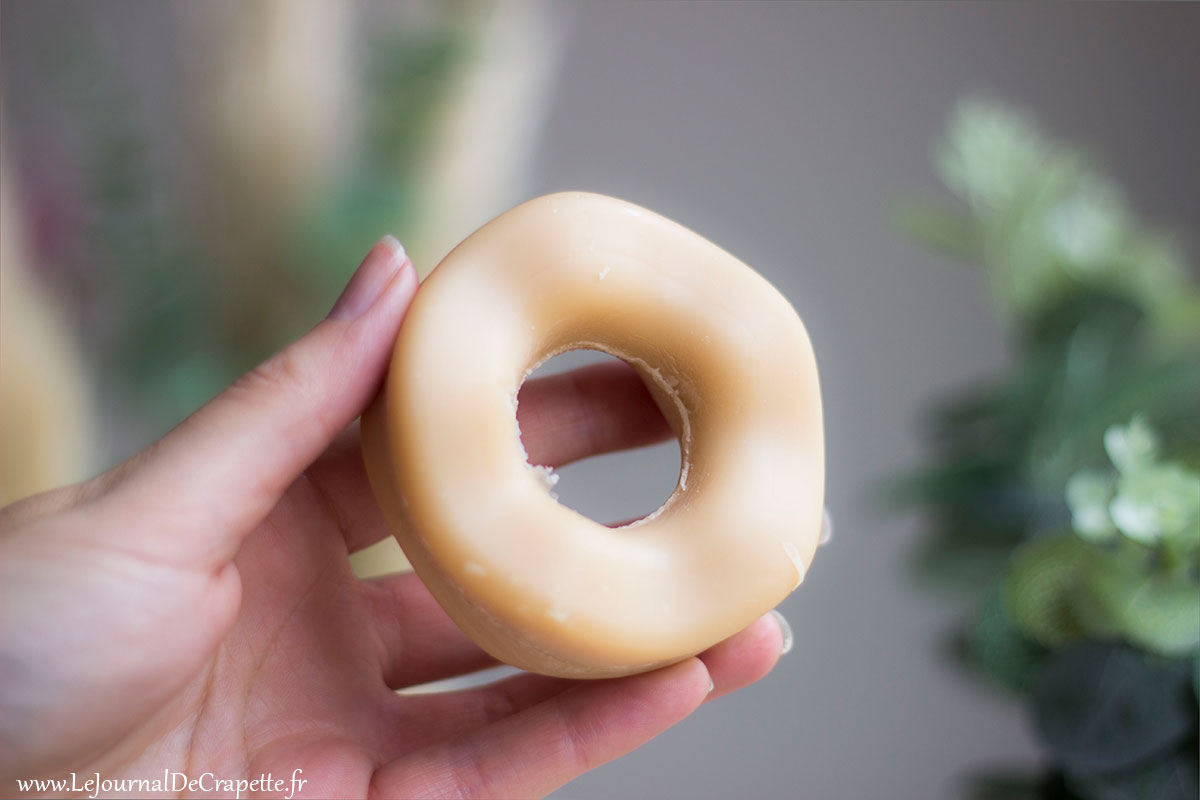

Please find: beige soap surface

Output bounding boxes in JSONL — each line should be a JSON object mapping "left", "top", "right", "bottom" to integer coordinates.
{"left": 362, "top": 192, "right": 824, "bottom": 678}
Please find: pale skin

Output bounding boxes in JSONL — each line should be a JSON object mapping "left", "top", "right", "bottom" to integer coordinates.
{"left": 0, "top": 238, "right": 787, "bottom": 799}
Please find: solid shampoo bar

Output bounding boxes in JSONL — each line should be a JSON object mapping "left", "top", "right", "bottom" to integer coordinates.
{"left": 362, "top": 192, "right": 824, "bottom": 678}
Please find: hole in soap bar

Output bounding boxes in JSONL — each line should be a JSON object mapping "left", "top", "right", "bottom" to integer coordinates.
{"left": 517, "top": 349, "right": 682, "bottom": 527}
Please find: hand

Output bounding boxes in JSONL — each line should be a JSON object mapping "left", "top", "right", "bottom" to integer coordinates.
{"left": 0, "top": 239, "right": 788, "bottom": 799}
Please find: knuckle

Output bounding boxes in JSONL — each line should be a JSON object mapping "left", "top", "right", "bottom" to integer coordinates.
{"left": 554, "top": 700, "right": 594, "bottom": 773}
{"left": 443, "top": 744, "right": 489, "bottom": 800}
{"left": 0, "top": 485, "right": 71, "bottom": 525}
{"left": 477, "top": 686, "right": 519, "bottom": 727}
{"left": 236, "top": 347, "right": 309, "bottom": 396}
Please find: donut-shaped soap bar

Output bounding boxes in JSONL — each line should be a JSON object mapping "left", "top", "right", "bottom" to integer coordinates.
{"left": 362, "top": 192, "right": 823, "bottom": 679}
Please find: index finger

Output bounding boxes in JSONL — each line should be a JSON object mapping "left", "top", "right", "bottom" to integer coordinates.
{"left": 372, "top": 657, "right": 711, "bottom": 800}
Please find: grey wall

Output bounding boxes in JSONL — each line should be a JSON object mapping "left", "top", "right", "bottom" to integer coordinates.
{"left": 533, "top": 4, "right": 1200, "bottom": 799}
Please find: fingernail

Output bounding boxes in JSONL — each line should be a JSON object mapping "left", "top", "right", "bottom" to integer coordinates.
{"left": 707, "top": 676, "right": 715, "bottom": 693}
{"left": 769, "top": 609, "right": 794, "bottom": 655}
{"left": 329, "top": 235, "right": 409, "bottom": 321}
{"left": 819, "top": 507, "right": 834, "bottom": 546}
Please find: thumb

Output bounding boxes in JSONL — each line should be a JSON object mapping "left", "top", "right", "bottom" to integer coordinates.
{"left": 104, "top": 236, "right": 417, "bottom": 568}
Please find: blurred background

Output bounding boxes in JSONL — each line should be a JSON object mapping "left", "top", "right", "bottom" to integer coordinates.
{"left": 2, "top": 3, "right": 1198, "bottom": 799}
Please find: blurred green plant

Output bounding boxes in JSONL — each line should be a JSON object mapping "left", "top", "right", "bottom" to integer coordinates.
{"left": 289, "top": 23, "right": 469, "bottom": 304}
{"left": 48, "top": 16, "right": 468, "bottom": 444}
{"left": 893, "top": 99, "right": 1200, "bottom": 800}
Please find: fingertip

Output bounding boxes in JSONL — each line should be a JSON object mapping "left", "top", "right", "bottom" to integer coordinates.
{"left": 700, "top": 613, "right": 786, "bottom": 701}
{"left": 364, "top": 251, "right": 419, "bottom": 330}
{"left": 747, "top": 611, "right": 788, "bottom": 668}
{"left": 329, "top": 236, "right": 410, "bottom": 321}
{"left": 569, "top": 656, "right": 709, "bottom": 759}
{"left": 686, "top": 656, "right": 716, "bottom": 699}
{"left": 642, "top": 656, "right": 712, "bottom": 713}
{"left": 379, "top": 234, "right": 406, "bottom": 262}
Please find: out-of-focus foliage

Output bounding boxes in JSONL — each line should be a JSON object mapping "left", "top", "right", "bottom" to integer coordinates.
{"left": 1006, "top": 419, "right": 1200, "bottom": 658}
{"left": 45, "top": 14, "right": 468, "bottom": 439}
{"left": 903, "top": 99, "right": 1200, "bottom": 342}
{"left": 289, "top": 24, "right": 468, "bottom": 307}
{"left": 1068, "top": 418, "right": 1200, "bottom": 552}
{"left": 894, "top": 99, "right": 1200, "bottom": 800}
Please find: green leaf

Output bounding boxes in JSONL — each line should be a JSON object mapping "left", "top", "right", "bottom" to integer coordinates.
{"left": 1045, "top": 176, "right": 1126, "bottom": 272}
{"left": 1103, "top": 417, "right": 1159, "bottom": 475}
{"left": 1066, "top": 557, "right": 1130, "bottom": 643}
{"left": 935, "top": 98, "right": 1046, "bottom": 215}
{"left": 1110, "top": 463, "right": 1200, "bottom": 546}
{"left": 1078, "top": 550, "right": 1200, "bottom": 656}
{"left": 1032, "top": 643, "right": 1194, "bottom": 775}
{"left": 917, "top": 99, "right": 1200, "bottom": 332}
{"left": 1120, "top": 576, "right": 1200, "bottom": 657}
{"left": 1066, "top": 471, "right": 1117, "bottom": 542}
{"left": 966, "top": 588, "right": 1050, "bottom": 692}
{"left": 1066, "top": 746, "right": 1199, "bottom": 800}
{"left": 1005, "top": 535, "right": 1092, "bottom": 647}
